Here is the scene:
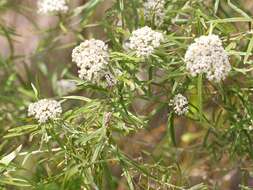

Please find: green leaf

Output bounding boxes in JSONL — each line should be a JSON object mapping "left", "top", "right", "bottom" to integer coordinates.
{"left": 214, "top": 0, "right": 220, "bottom": 14}
{"left": 0, "top": 145, "right": 22, "bottom": 165}
{"left": 197, "top": 74, "right": 203, "bottom": 122}
{"left": 227, "top": 0, "right": 251, "bottom": 19}
{"left": 4, "top": 125, "right": 39, "bottom": 138}
{"left": 0, "top": 178, "right": 31, "bottom": 187}
{"left": 62, "top": 95, "right": 92, "bottom": 102}
{"left": 123, "top": 166, "right": 134, "bottom": 190}
{"left": 208, "top": 17, "right": 252, "bottom": 23}
{"left": 168, "top": 113, "right": 176, "bottom": 146}
{"left": 244, "top": 36, "right": 253, "bottom": 64}
{"left": 31, "top": 83, "right": 39, "bottom": 99}
{"left": 73, "top": 0, "right": 103, "bottom": 24}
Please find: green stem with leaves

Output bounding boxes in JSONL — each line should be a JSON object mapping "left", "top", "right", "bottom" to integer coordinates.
{"left": 198, "top": 74, "right": 203, "bottom": 122}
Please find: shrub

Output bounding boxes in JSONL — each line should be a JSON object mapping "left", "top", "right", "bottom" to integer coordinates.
{"left": 1, "top": 0, "right": 253, "bottom": 189}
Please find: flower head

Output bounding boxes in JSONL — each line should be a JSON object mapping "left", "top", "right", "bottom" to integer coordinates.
{"left": 144, "top": 0, "right": 166, "bottom": 27}
{"left": 72, "top": 39, "right": 110, "bottom": 84}
{"left": 185, "top": 35, "right": 231, "bottom": 82}
{"left": 127, "top": 26, "right": 164, "bottom": 57}
{"left": 37, "top": 0, "right": 68, "bottom": 14}
{"left": 170, "top": 94, "right": 188, "bottom": 115}
{"left": 28, "top": 99, "right": 62, "bottom": 124}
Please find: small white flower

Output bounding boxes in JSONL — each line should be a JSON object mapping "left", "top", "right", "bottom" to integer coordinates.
{"left": 56, "top": 80, "right": 77, "bottom": 95}
{"left": 185, "top": 35, "right": 231, "bottom": 82}
{"left": 144, "top": 0, "right": 166, "bottom": 27}
{"left": 37, "top": 0, "right": 68, "bottom": 15}
{"left": 247, "top": 119, "right": 253, "bottom": 130}
{"left": 170, "top": 94, "right": 188, "bottom": 115}
{"left": 127, "top": 26, "right": 164, "bottom": 57}
{"left": 72, "top": 39, "right": 110, "bottom": 84}
{"left": 28, "top": 99, "right": 62, "bottom": 124}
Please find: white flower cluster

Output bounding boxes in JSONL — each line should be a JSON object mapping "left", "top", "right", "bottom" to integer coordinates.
{"left": 37, "top": 0, "right": 68, "bottom": 14}
{"left": 170, "top": 94, "right": 189, "bottom": 115}
{"left": 56, "top": 80, "right": 77, "bottom": 95}
{"left": 28, "top": 99, "right": 62, "bottom": 124}
{"left": 144, "top": 0, "right": 166, "bottom": 27}
{"left": 127, "top": 26, "right": 164, "bottom": 57}
{"left": 185, "top": 35, "right": 231, "bottom": 82}
{"left": 72, "top": 39, "right": 110, "bottom": 84}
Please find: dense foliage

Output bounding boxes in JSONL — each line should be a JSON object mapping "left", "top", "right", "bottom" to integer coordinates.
{"left": 1, "top": 0, "right": 253, "bottom": 189}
